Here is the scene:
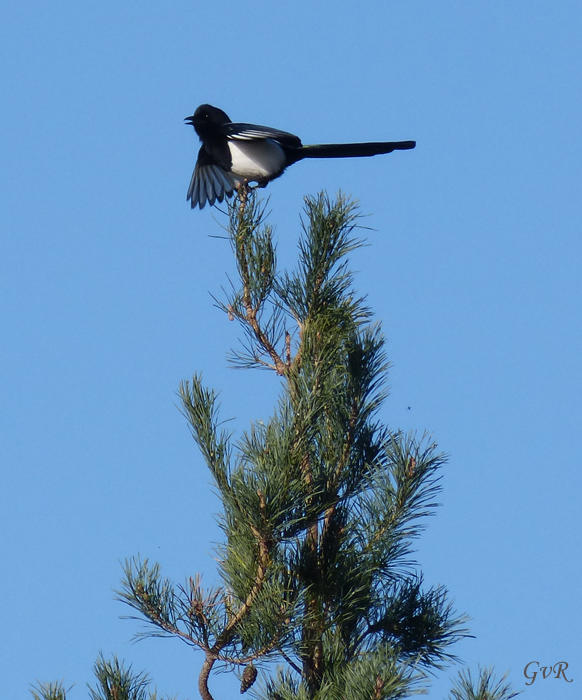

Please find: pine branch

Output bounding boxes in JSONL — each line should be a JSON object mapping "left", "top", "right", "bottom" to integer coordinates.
{"left": 227, "top": 192, "right": 287, "bottom": 375}
{"left": 363, "top": 575, "right": 471, "bottom": 668}
{"left": 448, "top": 667, "right": 520, "bottom": 700}
{"left": 87, "top": 654, "right": 167, "bottom": 700}
{"left": 30, "top": 681, "right": 70, "bottom": 700}
{"left": 196, "top": 490, "right": 273, "bottom": 700}
{"left": 179, "top": 374, "right": 233, "bottom": 497}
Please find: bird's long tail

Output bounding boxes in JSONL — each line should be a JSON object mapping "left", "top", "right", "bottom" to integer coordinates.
{"left": 295, "top": 141, "right": 416, "bottom": 161}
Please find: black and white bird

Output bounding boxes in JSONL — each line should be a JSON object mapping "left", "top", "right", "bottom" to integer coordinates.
{"left": 185, "top": 104, "right": 415, "bottom": 209}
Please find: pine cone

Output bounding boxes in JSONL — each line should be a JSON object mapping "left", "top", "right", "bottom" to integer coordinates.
{"left": 240, "top": 663, "right": 258, "bottom": 693}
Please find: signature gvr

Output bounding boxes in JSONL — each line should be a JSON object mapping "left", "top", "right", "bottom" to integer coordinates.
{"left": 523, "top": 660, "right": 573, "bottom": 686}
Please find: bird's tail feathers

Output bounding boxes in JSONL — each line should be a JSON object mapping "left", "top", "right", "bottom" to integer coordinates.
{"left": 296, "top": 141, "right": 416, "bottom": 160}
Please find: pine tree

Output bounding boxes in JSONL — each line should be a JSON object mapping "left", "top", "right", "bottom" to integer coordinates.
{"left": 118, "top": 190, "right": 467, "bottom": 699}
{"left": 32, "top": 190, "right": 518, "bottom": 700}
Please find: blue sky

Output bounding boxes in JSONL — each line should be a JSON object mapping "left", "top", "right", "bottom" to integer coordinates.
{"left": 1, "top": 2, "right": 581, "bottom": 698}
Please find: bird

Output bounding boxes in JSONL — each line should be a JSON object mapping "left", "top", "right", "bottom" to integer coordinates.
{"left": 185, "top": 104, "right": 416, "bottom": 209}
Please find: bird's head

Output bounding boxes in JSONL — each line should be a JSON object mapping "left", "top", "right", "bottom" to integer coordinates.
{"left": 185, "top": 104, "right": 231, "bottom": 136}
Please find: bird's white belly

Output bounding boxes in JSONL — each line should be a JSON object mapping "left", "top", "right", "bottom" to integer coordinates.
{"left": 228, "top": 139, "right": 286, "bottom": 182}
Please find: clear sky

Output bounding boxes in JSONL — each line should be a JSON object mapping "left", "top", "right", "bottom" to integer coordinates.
{"left": 2, "top": 2, "right": 581, "bottom": 699}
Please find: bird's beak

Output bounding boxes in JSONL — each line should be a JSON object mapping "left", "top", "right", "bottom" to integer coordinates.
{"left": 184, "top": 115, "right": 195, "bottom": 126}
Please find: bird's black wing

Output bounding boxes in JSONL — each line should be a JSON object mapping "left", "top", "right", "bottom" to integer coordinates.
{"left": 224, "top": 122, "right": 302, "bottom": 148}
{"left": 187, "top": 146, "right": 240, "bottom": 209}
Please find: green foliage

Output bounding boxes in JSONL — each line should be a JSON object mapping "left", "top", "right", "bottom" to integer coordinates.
{"left": 88, "top": 654, "right": 172, "bottom": 700}
{"left": 447, "top": 667, "right": 520, "bottom": 700}
{"left": 258, "top": 631, "right": 427, "bottom": 700}
{"left": 31, "top": 656, "right": 173, "bottom": 700}
{"left": 30, "top": 680, "right": 70, "bottom": 700}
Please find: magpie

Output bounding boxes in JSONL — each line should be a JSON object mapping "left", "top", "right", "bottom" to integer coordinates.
{"left": 185, "top": 104, "right": 415, "bottom": 209}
